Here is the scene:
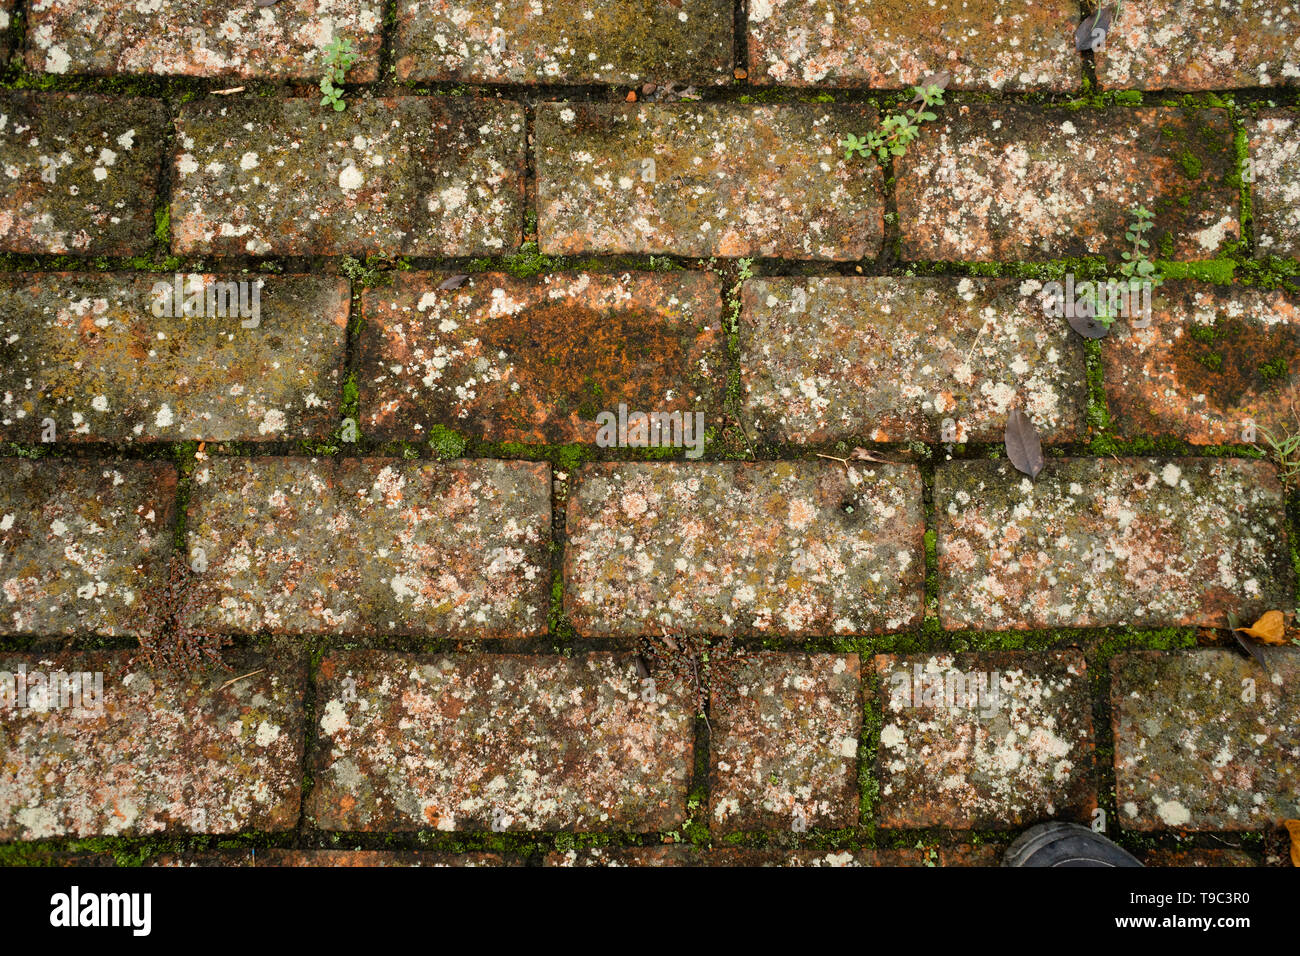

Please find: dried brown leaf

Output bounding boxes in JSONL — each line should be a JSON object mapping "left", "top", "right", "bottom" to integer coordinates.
{"left": 1004, "top": 409, "right": 1045, "bottom": 480}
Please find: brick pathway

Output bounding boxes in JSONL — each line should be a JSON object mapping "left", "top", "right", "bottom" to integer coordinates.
{"left": 1, "top": 1, "right": 1298, "bottom": 869}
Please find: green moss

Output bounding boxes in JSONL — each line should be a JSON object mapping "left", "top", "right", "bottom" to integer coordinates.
{"left": 1157, "top": 257, "right": 1237, "bottom": 284}
{"left": 427, "top": 423, "right": 468, "bottom": 459}
{"left": 1177, "top": 151, "right": 1204, "bottom": 179}
{"left": 1260, "top": 356, "right": 1289, "bottom": 384}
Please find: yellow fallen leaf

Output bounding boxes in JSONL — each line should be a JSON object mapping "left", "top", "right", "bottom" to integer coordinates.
{"left": 1286, "top": 820, "right": 1300, "bottom": 867}
{"left": 1238, "top": 610, "right": 1287, "bottom": 645}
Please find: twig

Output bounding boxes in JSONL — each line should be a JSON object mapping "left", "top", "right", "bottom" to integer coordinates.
{"left": 218, "top": 668, "right": 264, "bottom": 693}
{"left": 212, "top": 86, "right": 245, "bottom": 96}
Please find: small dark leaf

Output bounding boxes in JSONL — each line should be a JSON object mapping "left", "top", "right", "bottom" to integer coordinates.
{"left": 912, "top": 71, "right": 951, "bottom": 101}
{"left": 1232, "top": 627, "right": 1274, "bottom": 670}
{"left": 1075, "top": 6, "right": 1114, "bottom": 52}
{"left": 634, "top": 654, "right": 651, "bottom": 679}
{"left": 438, "top": 273, "right": 470, "bottom": 291}
{"left": 1067, "top": 311, "right": 1110, "bottom": 339}
{"left": 1004, "top": 409, "right": 1045, "bottom": 480}
{"left": 255, "top": 0, "right": 280, "bottom": 6}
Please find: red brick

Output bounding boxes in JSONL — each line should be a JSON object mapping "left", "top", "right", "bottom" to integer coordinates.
{"left": 1247, "top": 110, "right": 1300, "bottom": 259}
{"left": 536, "top": 103, "right": 883, "bottom": 260}
{"left": 359, "top": 271, "right": 725, "bottom": 444}
{"left": 748, "top": 0, "right": 1082, "bottom": 91}
{"left": 897, "top": 106, "right": 1239, "bottom": 262}
{"left": 0, "top": 651, "right": 304, "bottom": 839}
{"left": 173, "top": 97, "right": 524, "bottom": 257}
{"left": 309, "top": 652, "right": 694, "bottom": 832}
{"left": 185, "top": 457, "right": 551, "bottom": 638}
{"left": 0, "top": 92, "right": 167, "bottom": 255}
{"left": 564, "top": 462, "right": 925, "bottom": 638}
{"left": 0, "top": 272, "right": 348, "bottom": 443}
{"left": 27, "top": 0, "right": 382, "bottom": 80}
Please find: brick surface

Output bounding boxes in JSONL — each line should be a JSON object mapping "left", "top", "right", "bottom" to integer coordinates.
{"left": 256, "top": 850, "right": 510, "bottom": 867}
{"left": 359, "top": 271, "right": 725, "bottom": 444}
{"left": 1102, "top": 283, "right": 1300, "bottom": 444}
{"left": 185, "top": 457, "right": 550, "bottom": 637}
{"left": 564, "top": 462, "right": 925, "bottom": 637}
{"left": 1112, "top": 649, "right": 1300, "bottom": 831}
{"left": 536, "top": 103, "right": 884, "bottom": 260}
{"left": 0, "top": 651, "right": 304, "bottom": 840}
{"left": 740, "top": 276, "right": 1088, "bottom": 444}
{"left": 544, "top": 846, "right": 698, "bottom": 866}
{"left": 748, "top": 0, "right": 1081, "bottom": 91}
{"left": 935, "top": 458, "right": 1292, "bottom": 631}
{"left": 710, "top": 654, "right": 860, "bottom": 833}
{"left": 1247, "top": 111, "right": 1300, "bottom": 259}
{"left": 1095, "top": 1, "right": 1300, "bottom": 91}
{"left": 309, "top": 652, "right": 694, "bottom": 831}
{"left": 0, "top": 460, "right": 176, "bottom": 637}
{"left": 707, "top": 848, "right": 931, "bottom": 866}
{"left": 27, "top": 0, "right": 382, "bottom": 79}
{"left": 1143, "top": 849, "right": 1256, "bottom": 867}
{"left": 896, "top": 106, "right": 1239, "bottom": 262}
{"left": 173, "top": 98, "right": 524, "bottom": 257}
{"left": 875, "top": 652, "right": 1095, "bottom": 829}
{"left": 394, "top": 0, "right": 733, "bottom": 86}
{"left": 0, "top": 92, "right": 167, "bottom": 255}
{"left": 0, "top": 272, "right": 348, "bottom": 443}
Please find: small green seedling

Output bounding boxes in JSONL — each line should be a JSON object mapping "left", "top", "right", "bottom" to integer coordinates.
{"left": 1088, "top": 206, "right": 1163, "bottom": 328}
{"left": 320, "top": 37, "right": 359, "bottom": 112}
{"left": 842, "top": 82, "right": 945, "bottom": 164}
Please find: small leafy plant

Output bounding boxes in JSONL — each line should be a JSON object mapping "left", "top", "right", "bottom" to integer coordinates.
{"left": 319, "top": 37, "right": 358, "bottom": 112}
{"left": 1257, "top": 422, "right": 1300, "bottom": 488}
{"left": 842, "top": 77, "right": 946, "bottom": 164}
{"left": 1079, "top": 206, "right": 1163, "bottom": 329}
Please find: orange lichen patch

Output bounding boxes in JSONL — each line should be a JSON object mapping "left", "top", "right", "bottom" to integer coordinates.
{"left": 360, "top": 271, "right": 724, "bottom": 444}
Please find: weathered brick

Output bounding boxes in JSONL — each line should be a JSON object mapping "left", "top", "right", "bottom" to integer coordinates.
{"left": 0, "top": 272, "right": 348, "bottom": 443}
{"left": 1102, "top": 283, "right": 1300, "bottom": 444}
{"left": 394, "top": 0, "right": 733, "bottom": 85}
{"left": 1095, "top": 1, "right": 1300, "bottom": 91}
{"left": 536, "top": 103, "right": 883, "bottom": 260}
{"left": 0, "top": 651, "right": 304, "bottom": 840}
{"left": 1143, "top": 849, "right": 1256, "bottom": 867}
{"left": 0, "top": 0, "right": 14, "bottom": 70}
{"left": 173, "top": 97, "right": 524, "bottom": 257}
{"left": 935, "top": 458, "right": 1292, "bottom": 630}
{"left": 26, "top": 0, "right": 382, "bottom": 79}
{"left": 740, "top": 276, "right": 1088, "bottom": 444}
{"left": 0, "top": 92, "right": 167, "bottom": 255}
{"left": 185, "top": 457, "right": 551, "bottom": 637}
{"left": 1247, "top": 110, "right": 1300, "bottom": 259}
{"left": 748, "top": 0, "right": 1081, "bottom": 91}
{"left": 359, "top": 271, "right": 725, "bottom": 444}
{"left": 0, "top": 459, "right": 176, "bottom": 637}
{"left": 1112, "top": 649, "right": 1300, "bottom": 831}
{"left": 564, "top": 462, "right": 925, "bottom": 637}
{"left": 710, "top": 654, "right": 860, "bottom": 833}
{"left": 309, "top": 651, "right": 694, "bottom": 831}
{"left": 706, "top": 848, "right": 930, "bottom": 866}
{"left": 544, "top": 846, "right": 698, "bottom": 866}
{"left": 896, "top": 106, "right": 1239, "bottom": 262}
{"left": 256, "top": 850, "right": 511, "bottom": 867}
{"left": 875, "top": 652, "right": 1095, "bottom": 829}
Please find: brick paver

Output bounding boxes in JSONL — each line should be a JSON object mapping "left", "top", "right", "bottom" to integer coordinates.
{"left": 0, "top": 92, "right": 167, "bottom": 255}
{"left": 0, "top": 460, "right": 176, "bottom": 637}
{"left": 1112, "top": 650, "right": 1300, "bottom": 831}
{"left": 394, "top": 0, "right": 733, "bottom": 86}
{"left": 359, "top": 271, "right": 725, "bottom": 444}
{"left": 1095, "top": 1, "right": 1300, "bottom": 91}
{"left": 896, "top": 106, "right": 1240, "bottom": 262}
{"left": 740, "top": 276, "right": 1088, "bottom": 444}
{"left": 26, "top": 0, "right": 382, "bottom": 79}
{"left": 1247, "top": 111, "right": 1300, "bottom": 259}
{"left": 173, "top": 98, "right": 525, "bottom": 257}
{"left": 935, "top": 458, "right": 1292, "bottom": 631}
{"left": 1102, "top": 283, "right": 1300, "bottom": 444}
{"left": 0, "top": 651, "right": 303, "bottom": 840}
{"left": 0, "top": 272, "right": 348, "bottom": 443}
{"left": 748, "top": 0, "right": 1081, "bottom": 91}
{"left": 875, "top": 652, "right": 1095, "bottom": 829}
{"left": 184, "top": 458, "right": 551, "bottom": 637}
{"left": 564, "top": 462, "right": 925, "bottom": 637}
{"left": 309, "top": 652, "right": 694, "bottom": 831}
{"left": 710, "top": 654, "right": 860, "bottom": 833}
{"left": 536, "top": 103, "right": 884, "bottom": 260}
